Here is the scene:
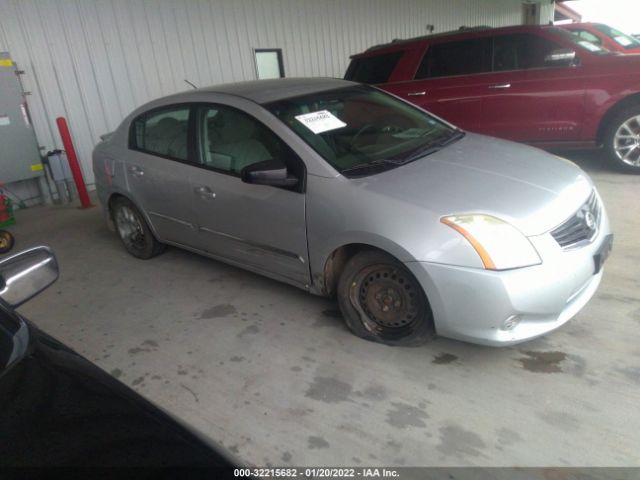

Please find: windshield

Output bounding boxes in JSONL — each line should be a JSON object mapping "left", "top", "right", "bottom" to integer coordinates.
{"left": 266, "top": 86, "right": 459, "bottom": 176}
{"left": 594, "top": 24, "right": 640, "bottom": 50}
{"left": 549, "top": 27, "right": 612, "bottom": 55}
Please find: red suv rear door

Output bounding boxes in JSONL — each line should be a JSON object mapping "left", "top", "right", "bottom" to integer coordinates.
{"left": 382, "top": 37, "right": 492, "bottom": 131}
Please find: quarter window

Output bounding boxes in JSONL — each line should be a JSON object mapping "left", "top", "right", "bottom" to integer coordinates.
{"left": 415, "top": 38, "right": 492, "bottom": 79}
{"left": 344, "top": 52, "right": 403, "bottom": 84}
{"left": 132, "top": 107, "right": 190, "bottom": 161}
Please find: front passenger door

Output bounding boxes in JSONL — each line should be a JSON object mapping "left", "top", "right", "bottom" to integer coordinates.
{"left": 190, "top": 105, "right": 309, "bottom": 287}
{"left": 479, "top": 33, "right": 586, "bottom": 143}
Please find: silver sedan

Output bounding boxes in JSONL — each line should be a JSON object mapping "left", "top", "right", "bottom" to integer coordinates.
{"left": 93, "top": 78, "right": 612, "bottom": 346}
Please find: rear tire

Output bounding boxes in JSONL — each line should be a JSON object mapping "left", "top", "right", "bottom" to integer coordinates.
{"left": 603, "top": 104, "right": 640, "bottom": 173}
{"left": 337, "top": 250, "right": 434, "bottom": 346}
{"left": 112, "top": 197, "right": 165, "bottom": 259}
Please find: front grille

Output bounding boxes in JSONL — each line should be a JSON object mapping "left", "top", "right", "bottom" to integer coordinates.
{"left": 551, "top": 192, "right": 601, "bottom": 249}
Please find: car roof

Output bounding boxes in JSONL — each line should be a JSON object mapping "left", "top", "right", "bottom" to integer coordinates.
{"left": 175, "top": 78, "right": 356, "bottom": 104}
{"left": 561, "top": 22, "right": 604, "bottom": 28}
{"left": 354, "top": 24, "right": 560, "bottom": 56}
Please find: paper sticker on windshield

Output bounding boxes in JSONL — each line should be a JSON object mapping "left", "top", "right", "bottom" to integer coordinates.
{"left": 295, "top": 110, "right": 346, "bottom": 134}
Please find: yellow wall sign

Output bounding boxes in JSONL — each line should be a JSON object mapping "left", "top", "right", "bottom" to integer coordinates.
{"left": 31, "top": 164, "right": 44, "bottom": 172}
{"left": 0, "top": 59, "right": 14, "bottom": 67}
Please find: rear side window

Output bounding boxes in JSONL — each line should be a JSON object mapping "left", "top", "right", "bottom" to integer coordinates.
{"left": 492, "top": 34, "right": 567, "bottom": 71}
{"left": 415, "top": 38, "right": 491, "bottom": 79}
{"left": 131, "top": 107, "right": 190, "bottom": 161}
{"left": 344, "top": 52, "right": 402, "bottom": 84}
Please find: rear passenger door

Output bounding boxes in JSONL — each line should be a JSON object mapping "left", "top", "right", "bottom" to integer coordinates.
{"left": 383, "top": 37, "right": 492, "bottom": 131}
{"left": 126, "top": 105, "right": 199, "bottom": 245}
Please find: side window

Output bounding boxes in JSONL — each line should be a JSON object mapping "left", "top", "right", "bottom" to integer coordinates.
{"left": 197, "top": 105, "right": 289, "bottom": 176}
{"left": 573, "top": 29, "right": 602, "bottom": 46}
{"left": 493, "top": 34, "right": 569, "bottom": 71}
{"left": 415, "top": 38, "right": 491, "bottom": 79}
{"left": 131, "top": 107, "right": 190, "bottom": 161}
{"left": 344, "top": 52, "right": 402, "bottom": 84}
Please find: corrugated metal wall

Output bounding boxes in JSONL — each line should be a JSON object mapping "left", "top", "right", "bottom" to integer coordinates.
{"left": 0, "top": 0, "right": 554, "bottom": 185}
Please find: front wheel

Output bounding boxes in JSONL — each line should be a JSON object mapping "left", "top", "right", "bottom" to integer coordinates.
{"left": 112, "top": 198, "right": 165, "bottom": 259}
{"left": 603, "top": 105, "right": 640, "bottom": 173}
{"left": 337, "top": 250, "right": 434, "bottom": 346}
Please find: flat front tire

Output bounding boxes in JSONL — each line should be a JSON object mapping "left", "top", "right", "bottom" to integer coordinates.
{"left": 337, "top": 250, "right": 434, "bottom": 346}
{"left": 604, "top": 105, "right": 640, "bottom": 173}
{"left": 112, "top": 198, "right": 165, "bottom": 259}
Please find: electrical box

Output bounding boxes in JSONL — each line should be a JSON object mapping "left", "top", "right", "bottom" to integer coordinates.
{"left": 0, "top": 52, "right": 44, "bottom": 183}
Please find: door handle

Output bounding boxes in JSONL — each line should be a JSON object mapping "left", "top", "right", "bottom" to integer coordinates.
{"left": 194, "top": 186, "right": 216, "bottom": 199}
{"left": 488, "top": 83, "right": 511, "bottom": 89}
{"left": 407, "top": 91, "right": 426, "bottom": 96}
{"left": 128, "top": 165, "right": 144, "bottom": 177}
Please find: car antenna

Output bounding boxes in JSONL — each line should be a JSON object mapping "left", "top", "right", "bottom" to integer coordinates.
{"left": 184, "top": 79, "right": 198, "bottom": 89}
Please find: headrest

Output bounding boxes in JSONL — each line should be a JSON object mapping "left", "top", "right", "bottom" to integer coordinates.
{"left": 215, "top": 110, "right": 257, "bottom": 143}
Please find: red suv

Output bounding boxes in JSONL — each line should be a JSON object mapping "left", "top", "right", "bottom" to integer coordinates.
{"left": 345, "top": 25, "right": 640, "bottom": 172}
{"left": 561, "top": 23, "right": 640, "bottom": 55}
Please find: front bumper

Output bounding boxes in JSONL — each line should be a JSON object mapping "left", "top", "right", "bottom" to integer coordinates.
{"left": 405, "top": 220, "right": 612, "bottom": 346}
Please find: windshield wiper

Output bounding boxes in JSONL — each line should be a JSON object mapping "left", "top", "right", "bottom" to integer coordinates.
{"left": 340, "top": 130, "right": 465, "bottom": 176}
{"left": 340, "top": 159, "right": 398, "bottom": 175}
{"left": 396, "top": 129, "right": 466, "bottom": 165}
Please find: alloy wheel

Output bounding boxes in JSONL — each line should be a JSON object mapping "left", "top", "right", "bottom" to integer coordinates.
{"left": 613, "top": 114, "right": 640, "bottom": 167}
{"left": 115, "top": 206, "right": 146, "bottom": 250}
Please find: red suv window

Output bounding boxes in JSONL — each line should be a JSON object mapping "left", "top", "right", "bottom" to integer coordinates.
{"left": 492, "top": 33, "right": 569, "bottom": 71}
{"left": 415, "top": 37, "right": 491, "bottom": 79}
{"left": 345, "top": 52, "right": 403, "bottom": 85}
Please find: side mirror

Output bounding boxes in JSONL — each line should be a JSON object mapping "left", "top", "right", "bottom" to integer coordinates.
{"left": 241, "top": 159, "right": 298, "bottom": 187}
{"left": 0, "top": 247, "right": 59, "bottom": 308}
{"left": 544, "top": 48, "right": 576, "bottom": 66}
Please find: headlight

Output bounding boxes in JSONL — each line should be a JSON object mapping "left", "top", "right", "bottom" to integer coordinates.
{"left": 441, "top": 214, "right": 541, "bottom": 270}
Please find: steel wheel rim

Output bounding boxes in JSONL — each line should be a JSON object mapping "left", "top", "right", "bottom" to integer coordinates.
{"left": 115, "top": 206, "right": 146, "bottom": 250}
{"left": 614, "top": 115, "right": 640, "bottom": 167}
{"left": 349, "top": 263, "right": 425, "bottom": 340}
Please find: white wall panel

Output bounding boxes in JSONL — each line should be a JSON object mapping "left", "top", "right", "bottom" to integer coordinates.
{"left": 0, "top": 0, "right": 554, "bottom": 184}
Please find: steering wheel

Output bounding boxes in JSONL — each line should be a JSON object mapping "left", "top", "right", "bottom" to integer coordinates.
{"left": 349, "top": 124, "right": 376, "bottom": 150}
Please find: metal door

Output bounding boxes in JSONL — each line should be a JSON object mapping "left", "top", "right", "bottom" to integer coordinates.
{"left": 0, "top": 53, "right": 43, "bottom": 183}
{"left": 191, "top": 170, "right": 309, "bottom": 287}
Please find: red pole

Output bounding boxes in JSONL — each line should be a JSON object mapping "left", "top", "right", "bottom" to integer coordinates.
{"left": 56, "top": 117, "right": 93, "bottom": 208}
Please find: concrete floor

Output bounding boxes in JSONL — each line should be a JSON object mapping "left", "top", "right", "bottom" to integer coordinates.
{"left": 11, "top": 151, "right": 640, "bottom": 467}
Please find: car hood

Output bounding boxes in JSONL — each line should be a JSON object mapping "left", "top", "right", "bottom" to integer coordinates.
{"left": 355, "top": 133, "right": 593, "bottom": 236}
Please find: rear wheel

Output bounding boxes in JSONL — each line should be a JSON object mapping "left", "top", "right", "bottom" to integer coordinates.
{"left": 337, "top": 250, "right": 434, "bottom": 346}
{"left": 112, "top": 198, "right": 165, "bottom": 259}
{"left": 604, "top": 105, "right": 640, "bottom": 173}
